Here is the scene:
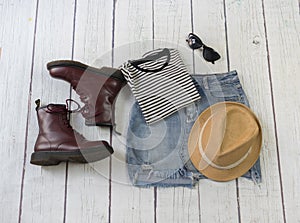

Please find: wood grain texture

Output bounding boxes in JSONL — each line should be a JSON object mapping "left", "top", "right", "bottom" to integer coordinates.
{"left": 263, "top": 0, "right": 300, "bottom": 221}
{"left": 0, "top": 1, "right": 36, "bottom": 222}
{"left": 193, "top": 1, "right": 239, "bottom": 222}
{"left": 193, "top": 0, "right": 229, "bottom": 74}
{"left": 156, "top": 187, "right": 200, "bottom": 223}
{"left": 21, "top": 1, "right": 75, "bottom": 222}
{"left": 226, "top": 0, "right": 286, "bottom": 222}
{"left": 111, "top": 0, "right": 155, "bottom": 222}
{"left": 65, "top": 0, "right": 114, "bottom": 222}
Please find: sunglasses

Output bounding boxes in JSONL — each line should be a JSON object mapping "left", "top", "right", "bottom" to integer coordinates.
{"left": 186, "top": 33, "right": 221, "bottom": 64}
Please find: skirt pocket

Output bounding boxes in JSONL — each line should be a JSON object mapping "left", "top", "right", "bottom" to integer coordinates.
{"left": 209, "top": 83, "right": 242, "bottom": 101}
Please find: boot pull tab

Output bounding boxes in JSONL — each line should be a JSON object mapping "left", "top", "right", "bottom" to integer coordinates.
{"left": 35, "top": 99, "right": 41, "bottom": 111}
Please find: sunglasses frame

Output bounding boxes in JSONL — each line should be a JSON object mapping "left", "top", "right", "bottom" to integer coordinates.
{"left": 186, "top": 33, "right": 221, "bottom": 64}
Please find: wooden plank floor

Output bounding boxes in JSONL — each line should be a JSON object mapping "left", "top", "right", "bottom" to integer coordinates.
{"left": 0, "top": 0, "right": 299, "bottom": 222}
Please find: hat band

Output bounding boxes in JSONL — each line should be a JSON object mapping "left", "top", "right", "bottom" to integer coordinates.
{"left": 199, "top": 145, "right": 253, "bottom": 170}
{"left": 198, "top": 114, "right": 252, "bottom": 170}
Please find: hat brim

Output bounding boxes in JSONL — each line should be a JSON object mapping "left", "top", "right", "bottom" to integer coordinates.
{"left": 188, "top": 102, "right": 262, "bottom": 182}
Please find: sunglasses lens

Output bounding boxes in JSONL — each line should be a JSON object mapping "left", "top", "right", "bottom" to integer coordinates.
{"left": 203, "top": 46, "right": 221, "bottom": 64}
{"left": 187, "top": 39, "right": 202, "bottom": 49}
{"left": 186, "top": 33, "right": 203, "bottom": 49}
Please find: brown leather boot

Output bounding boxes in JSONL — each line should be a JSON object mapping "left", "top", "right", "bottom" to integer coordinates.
{"left": 30, "top": 100, "right": 114, "bottom": 166}
{"left": 46, "top": 60, "right": 126, "bottom": 127}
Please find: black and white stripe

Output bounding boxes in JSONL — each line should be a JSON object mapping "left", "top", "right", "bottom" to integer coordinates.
{"left": 120, "top": 48, "right": 201, "bottom": 124}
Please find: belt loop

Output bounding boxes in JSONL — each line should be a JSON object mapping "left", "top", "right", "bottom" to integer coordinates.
{"left": 203, "top": 76, "right": 209, "bottom": 90}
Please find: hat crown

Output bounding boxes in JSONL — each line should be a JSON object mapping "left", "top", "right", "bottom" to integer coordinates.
{"left": 208, "top": 108, "right": 259, "bottom": 166}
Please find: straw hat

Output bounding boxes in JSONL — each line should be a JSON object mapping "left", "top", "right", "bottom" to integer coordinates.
{"left": 188, "top": 102, "right": 262, "bottom": 182}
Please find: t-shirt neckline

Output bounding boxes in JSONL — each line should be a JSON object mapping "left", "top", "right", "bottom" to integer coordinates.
{"left": 128, "top": 48, "right": 171, "bottom": 73}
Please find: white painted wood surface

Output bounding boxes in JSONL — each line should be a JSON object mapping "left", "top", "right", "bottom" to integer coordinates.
{"left": 225, "top": 0, "right": 285, "bottom": 222}
{"left": 0, "top": 1, "right": 36, "bottom": 222}
{"left": 20, "top": 1, "right": 75, "bottom": 223}
{"left": 0, "top": 0, "right": 299, "bottom": 222}
{"left": 263, "top": 0, "right": 300, "bottom": 222}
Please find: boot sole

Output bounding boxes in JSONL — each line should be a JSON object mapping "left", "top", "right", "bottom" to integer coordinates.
{"left": 30, "top": 146, "right": 114, "bottom": 166}
{"left": 85, "top": 121, "right": 113, "bottom": 127}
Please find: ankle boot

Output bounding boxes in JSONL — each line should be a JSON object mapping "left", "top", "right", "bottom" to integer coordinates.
{"left": 31, "top": 100, "right": 114, "bottom": 166}
{"left": 46, "top": 60, "right": 126, "bottom": 127}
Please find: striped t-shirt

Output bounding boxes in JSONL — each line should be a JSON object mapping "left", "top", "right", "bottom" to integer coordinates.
{"left": 120, "top": 48, "right": 201, "bottom": 124}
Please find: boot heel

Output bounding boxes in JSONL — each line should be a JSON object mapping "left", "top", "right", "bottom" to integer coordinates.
{"left": 30, "top": 151, "right": 61, "bottom": 166}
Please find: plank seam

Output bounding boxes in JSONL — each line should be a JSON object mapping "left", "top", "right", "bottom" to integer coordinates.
{"left": 71, "top": 0, "right": 77, "bottom": 60}
{"left": 63, "top": 1, "right": 77, "bottom": 222}
{"left": 18, "top": 1, "right": 40, "bottom": 222}
{"left": 154, "top": 187, "right": 157, "bottom": 223}
{"left": 111, "top": 0, "right": 116, "bottom": 66}
{"left": 223, "top": 0, "right": 231, "bottom": 72}
{"left": 190, "top": 2, "right": 201, "bottom": 222}
{"left": 197, "top": 184, "right": 201, "bottom": 223}
{"left": 108, "top": 128, "right": 113, "bottom": 223}
{"left": 190, "top": 0, "right": 196, "bottom": 75}
{"left": 109, "top": 0, "right": 117, "bottom": 221}
{"left": 261, "top": 0, "right": 287, "bottom": 222}
{"left": 68, "top": 0, "right": 78, "bottom": 111}
{"left": 190, "top": 0, "right": 194, "bottom": 32}
{"left": 223, "top": 0, "right": 241, "bottom": 222}
{"left": 235, "top": 179, "right": 241, "bottom": 223}
{"left": 152, "top": 0, "right": 155, "bottom": 48}
{"left": 152, "top": 1, "right": 157, "bottom": 223}
{"left": 63, "top": 162, "right": 69, "bottom": 223}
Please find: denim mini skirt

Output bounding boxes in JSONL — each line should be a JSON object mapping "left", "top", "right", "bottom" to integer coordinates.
{"left": 126, "top": 71, "right": 261, "bottom": 187}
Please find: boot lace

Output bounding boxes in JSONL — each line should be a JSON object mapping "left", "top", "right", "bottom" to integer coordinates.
{"left": 46, "top": 99, "right": 86, "bottom": 141}
{"left": 65, "top": 99, "right": 87, "bottom": 141}
{"left": 71, "top": 84, "right": 91, "bottom": 117}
